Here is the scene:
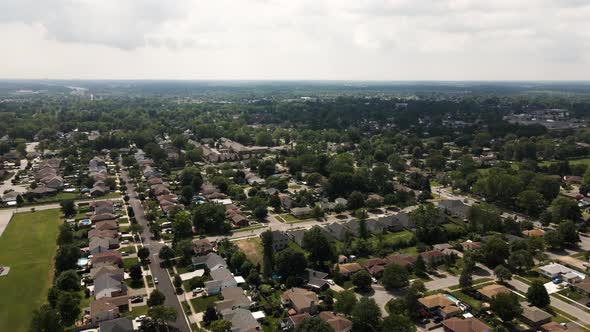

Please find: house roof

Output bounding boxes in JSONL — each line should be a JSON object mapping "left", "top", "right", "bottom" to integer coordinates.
{"left": 419, "top": 294, "right": 455, "bottom": 309}
{"left": 318, "top": 312, "right": 353, "bottom": 332}
{"left": 336, "top": 263, "right": 362, "bottom": 274}
{"left": 522, "top": 229, "right": 545, "bottom": 237}
{"left": 222, "top": 308, "right": 260, "bottom": 332}
{"left": 281, "top": 288, "right": 319, "bottom": 312}
{"left": 520, "top": 304, "right": 552, "bottom": 323}
{"left": 385, "top": 254, "right": 417, "bottom": 267}
{"left": 216, "top": 287, "right": 252, "bottom": 313}
{"left": 288, "top": 313, "right": 310, "bottom": 327}
{"left": 192, "top": 253, "right": 227, "bottom": 270}
{"left": 540, "top": 263, "right": 572, "bottom": 275}
{"left": 442, "top": 317, "right": 491, "bottom": 332}
{"left": 95, "top": 273, "right": 126, "bottom": 296}
{"left": 90, "top": 296, "right": 129, "bottom": 317}
{"left": 98, "top": 317, "right": 134, "bottom": 332}
{"left": 478, "top": 284, "right": 511, "bottom": 299}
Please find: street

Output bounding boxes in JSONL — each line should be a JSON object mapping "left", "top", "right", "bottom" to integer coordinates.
{"left": 121, "top": 169, "right": 191, "bottom": 332}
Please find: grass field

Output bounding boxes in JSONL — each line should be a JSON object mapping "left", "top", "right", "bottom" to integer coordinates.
{"left": 235, "top": 238, "right": 263, "bottom": 266}
{"left": 0, "top": 209, "right": 61, "bottom": 332}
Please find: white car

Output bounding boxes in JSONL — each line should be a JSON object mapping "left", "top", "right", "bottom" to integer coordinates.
{"left": 372, "top": 277, "right": 378, "bottom": 284}
{"left": 326, "top": 279, "right": 335, "bottom": 286}
{"left": 153, "top": 277, "right": 159, "bottom": 284}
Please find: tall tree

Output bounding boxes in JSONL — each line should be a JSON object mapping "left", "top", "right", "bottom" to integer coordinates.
{"left": 382, "top": 263, "right": 409, "bottom": 290}
{"left": 352, "top": 297, "right": 382, "bottom": 332}
{"left": 261, "top": 230, "right": 274, "bottom": 277}
{"left": 527, "top": 280, "right": 551, "bottom": 307}
{"left": 29, "top": 305, "right": 63, "bottom": 332}
{"left": 302, "top": 227, "right": 335, "bottom": 267}
{"left": 295, "top": 316, "right": 335, "bottom": 332}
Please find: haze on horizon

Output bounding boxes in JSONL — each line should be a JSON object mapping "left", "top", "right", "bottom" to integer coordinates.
{"left": 1, "top": 0, "right": 589, "bottom": 81}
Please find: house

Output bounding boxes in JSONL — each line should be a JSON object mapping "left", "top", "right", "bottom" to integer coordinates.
{"left": 215, "top": 287, "right": 252, "bottom": 314}
{"left": 88, "top": 229, "right": 118, "bottom": 239}
{"left": 539, "top": 263, "right": 578, "bottom": 280}
{"left": 302, "top": 269, "right": 329, "bottom": 291}
{"left": 442, "top": 317, "right": 491, "bottom": 332}
{"left": 279, "top": 193, "right": 293, "bottom": 210}
{"left": 99, "top": 317, "right": 134, "bottom": 332}
{"left": 420, "top": 250, "right": 446, "bottom": 264}
{"left": 419, "top": 294, "right": 461, "bottom": 319}
{"left": 433, "top": 243, "right": 454, "bottom": 251}
{"left": 281, "top": 288, "right": 319, "bottom": 314}
{"left": 541, "top": 322, "right": 584, "bottom": 332}
{"left": 574, "top": 280, "right": 590, "bottom": 295}
{"left": 91, "top": 250, "right": 123, "bottom": 267}
{"left": 95, "top": 220, "right": 119, "bottom": 231}
{"left": 362, "top": 258, "right": 387, "bottom": 277}
{"left": 90, "top": 265, "right": 124, "bottom": 280}
{"left": 477, "top": 284, "right": 511, "bottom": 300}
{"left": 287, "top": 229, "right": 307, "bottom": 246}
{"left": 564, "top": 176, "right": 583, "bottom": 185}
{"left": 291, "top": 207, "right": 313, "bottom": 218}
{"left": 385, "top": 254, "right": 417, "bottom": 268}
{"left": 343, "top": 220, "right": 360, "bottom": 237}
{"left": 90, "top": 296, "right": 129, "bottom": 323}
{"left": 221, "top": 308, "right": 261, "bottom": 332}
{"left": 334, "top": 263, "right": 362, "bottom": 277}
{"left": 91, "top": 213, "right": 118, "bottom": 223}
{"left": 28, "top": 186, "right": 57, "bottom": 197}
{"left": 520, "top": 304, "right": 552, "bottom": 328}
{"left": 318, "top": 312, "right": 353, "bottom": 332}
{"left": 367, "top": 216, "right": 399, "bottom": 232}
{"left": 192, "top": 238, "right": 214, "bottom": 255}
{"left": 438, "top": 200, "right": 470, "bottom": 220}
{"left": 94, "top": 273, "right": 127, "bottom": 299}
{"left": 322, "top": 222, "right": 350, "bottom": 241}
{"left": 392, "top": 212, "right": 415, "bottom": 229}
{"left": 231, "top": 214, "right": 249, "bottom": 228}
{"left": 522, "top": 229, "right": 545, "bottom": 237}
{"left": 284, "top": 313, "right": 310, "bottom": 331}
{"left": 89, "top": 237, "right": 119, "bottom": 255}
{"left": 460, "top": 240, "right": 481, "bottom": 251}
{"left": 44, "top": 176, "right": 64, "bottom": 190}
{"left": 205, "top": 268, "right": 237, "bottom": 295}
{"left": 268, "top": 230, "right": 289, "bottom": 252}
{"left": 192, "top": 253, "right": 227, "bottom": 271}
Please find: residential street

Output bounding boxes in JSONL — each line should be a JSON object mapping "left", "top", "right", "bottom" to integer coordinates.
{"left": 121, "top": 170, "right": 191, "bottom": 332}
{"left": 425, "top": 264, "right": 493, "bottom": 291}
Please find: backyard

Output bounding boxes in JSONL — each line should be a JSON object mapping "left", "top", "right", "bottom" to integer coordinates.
{"left": 0, "top": 209, "right": 61, "bottom": 332}
{"left": 235, "top": 238, "right": 263, "bottom": 266}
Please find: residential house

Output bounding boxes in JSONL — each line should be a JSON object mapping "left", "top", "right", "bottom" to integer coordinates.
{"left": 442, "top": 317, "right": 491, "bottom": 332}
{"left": 322, "top": 222, "right": 350, "bottom": 242}
{"left": 91, "top": 250, "right": 123, "bottom": 268}
{"left": 574, "top": 280, "right": 590, "bottom": 295}
{"left": 89, "top": 237, "right": 119, "bottom": 255}
{"left": 94, "top": 273, "right": 127, "bottom": 299}
{"left": 287, "top": 229, "right": 307, "bottom": 247}
{"left": 420, "top": 250, "right": 446, "bottom": 264}
{"left": 318, "top": 312, "right": 353, "bottom": 332}
{"left": 90, "top": 265, "right": 124, "bottom": 280}
{"left": 192, "top": 238, "right": 214, "bottom": 255}
{"left": 268, "top": 230, "right": 289, "bottom": 252}
{"left": 281, "top": 288, "right": 319, "bottom": 314}
{"left": 95, "top": 220, "right": 119, "bottom": 231}
{"left": 334, "top": 263, "right": 362, "bottom": 277}
{"left": 231, "top": 214, "right": 249, "bottom": 228}
{"left": 90, "top": 296, "right": 129, "bottom": 323}
{"left": 522, "top": 229, "right": 545, "bottom": 237}
{"left": 520, "top": 304, "right": 552, "bottom": 328}
{"left": 539, "top": 263, "right": 585, "bottom": 282}
{"left": 418, "top": 294, "right": 461, "bottom": 319}
{"left": 362, "top": 258, "right": 387, "bottom": 277}
{"left": 460, "top": 240, "right": 481, "bottom": 251}
{"left": 302, "top": 270, "right": 329, "bottom": 291}
{"left": 221, "top": 308, "right": 261, "bottom": 332}
{"left": 438, "top": 200, "right": 470, "bottom": 220}
{"left": 541, "top": 322, "right": 584, "bottom": 332}
{"left": 477, "top": 284, "right": 511, "bottom": 300}
{"left": 284, "top": 313, "right": 310, "bottom": 331}
{"left": 91, "top": 213, "right": 118, "bottom": 223}
{"left": 385, "top": 254, "right": 417, "bottom": 268}
{"left": 98, "top": 317, "right": 134, "bottom": 332}
{"left": 205, "top": 268, "right": 237, "bottom": 295}
{"left": 215, "top": 287, "right": 252, "bottom": 314}
{"left": 192, "top": 253, "right": 227, "bottom": 271}
{"left": 291, "top": 207, "right": 313, "bottom": 218}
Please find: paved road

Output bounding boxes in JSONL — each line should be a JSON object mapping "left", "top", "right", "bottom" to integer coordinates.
{"left": 121, "top": 169, "right": 191, "bottom": 332}
{"left": 425, "top": 264, "right": 493, "bottom": 291}
{"left": 507, "top": 279, "right": 590, "bottom": 326}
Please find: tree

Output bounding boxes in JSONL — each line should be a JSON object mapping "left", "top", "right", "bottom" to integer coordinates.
{"left": 527, "top": 280, "right": 551, "bottom": 307}
{"left": 382, "top": 314, "right": 416, "bottom": 332}
{"left": 508, "top": 250, "right": 534, "bottom": 272}
{"left": 192, "top": 203, "right": 227, "bottom": 234}
{"left": 57, "top": 224, "right": 74, "bottom": 246}
{"left": 261, "top": 230, "right": 274, "bottom": 277}
{"left": 352, "top": 297, "right": 382, "bottom": 332}
{"left": 347, "top": 191, "right": 365, "bottom": 210}
{"left": 158, "top": 246, "right": 176, "bottom": 266}
{"left": 172, "top": 211, "right": 193, "bottom": 242}
{"left": 382, "top": 264, "right": 409, "bottom": 290}
{"left": 210, "top": 319, "right": 232, "bottom": 332}
{"left": 516, "top": 190, "right": 547, "bottom": 217}
{"left": 302, "top": 227, "right": 335, "bottom": 267}
{"left": 491, "top": 293, "right": 522, "bottom": 322}
{"left": 414, "top": 255, "right": 427, "bottom": 277}
{"left": 130, "top": 263, "right": 143, "bottom": 282}
{"left": 203, "top": 305, "right": 219, "bottom": 326}
{"left": 494, "top": 265, "right": 512, "bottom": 283}
{"left": 54, "top": 244, "right": 80, "bottom": 273}
{"left": 333, "top": 290, "right": 358, "bottom": 316}
{"left": 459, "top": 268, "right": 473, "bottom": 290}
{"left": 60, "top": 200, "right": 76, "bottom": 218}
{"left": 544, "top": 230, "right": 561, "bottom": 249}
{"left": 549, "top": 196, "right": 581, "bottom": 223}
{"left": 557, "top": 220, "right": 580, "bottom": 246}
{"left": 147, "top": 289, "right": 166, "bottom": 307}
{"left": 138, "top": 247, "right": 150, "bottom": 262}
{"left": 411, "top": 204, "right": 446, "bottom": 244}
{"left": 55, "top": 270, "right": 80, "bottom": 292}
{"left": 57, "top": 292, "right": 81, "bottom": 326}
{"left": 148, "top": 305, "right": 177, "bottom": 322}
{"left": 275, "top": 248, "right": 308, "bottom": 278}
{"left": 481, "top": 235, "right": 510, "bottom": 267}
{"left": 29, "top": 305, "right": 63, "bottom": 332}
{"left": 351, "top": 269, "right": 373, "bottom": 292}
{"left": 295, "top": 316, "right": 335, "bottom": 332}
{"left": 253, "top": 206, "right": 268, "bottom": 221}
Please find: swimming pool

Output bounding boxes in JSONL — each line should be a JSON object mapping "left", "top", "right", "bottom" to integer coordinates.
{"left": 77, "top": 257, "right": 89, "bottom": 267}
{"left": 79, "top": 219, "right": 91, "bottom": 226}
{"left": 445, "top": 294, "right": 460, "bottom": 304}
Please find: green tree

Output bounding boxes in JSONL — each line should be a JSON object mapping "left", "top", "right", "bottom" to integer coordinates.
{"left": 295, "top": 316, "right": 335, "bottom": 332}
{"left": 57, "top": 224, "right": 74, "bottom": 246}
{"left": 347, "top": 191, "right": 365, "bottom": 210}
{"left": 491, "top": 293, "right": 522, "bottom": 322}
{"left": 55, "top": 270, "right": 80, "bottom": 292}
{"left": 192, "top": 202, "right": 227, "bottom": 234}
{"left": 526, "top": 280, "right": 551, "bottom": 307}
{"left": 549, "top": 196, "right": 581, "bottom": 223}
{"left": 148, "top": 305, "right": 177, "bottom": 322}
{"left": 352, "top": 269, "right": 373, "bottom": 292}
{"left": 130, "top": 263, "right": 143, "bottom": 283}
{"left": 481, "top": 235, "right": 510, "bottom": 267}
{"left": 210, "top": 319, "right": 233, "bottom": 332}
{"left": 414, "top": 255, "right": 427, "bottom": 277}
{"left": 544, "top": 230, "right": 561, "bottom": 249}
{"left": 381, "top": 314, "right": 416, "bottom": 332}
{"left": 382, "top": 264, "right": 409, "bottom": 290}
{"left": 557, "top": 220, "right": 580, "bottom": 246}
{"left": 411, "top": 204, "right": 446, "bottom": 244}
{"left": 60, "top": 200, "right": 76, "bottom": 218}
{"left": 352, "top": 297, "right": 382, "bottom": 332}
{"left": 508, "top": 250, "right": 534, "bottom": 272}
{"left": 302, "top": 227, "right": 335, "bottom": 267}
{"left": 261, "top": 230, "right": 274, "bottom": 277}
{"left": 147, "top": 289, "right": 166, "bottom": 307}
{"left": 516, "top": 190, "right": 547, "bottom": 217}
{"left": 158, "top": 246, "right": 176, "bottom": 267}
{"left": 493, "top": 265, "right": 512, "bottom": 283}
{"left": 57, "top": 292, "right": 81, "bottom": 326}
{"left": 138, "top": 247, "right": 150, "bottom": 262}
{"left": 29, "top": 305, "right": 63, "bottom": 332}
{"left": 334, "top": 290, "right": 358, "bottom": 316}
{"left": 459, "top": 268, "right": 473, "bottom": 290}
{"left": 54, "top": 244, "right": 80, "bottom": 273}
{"left": 275, "top": 248, "right": 308, "bottom": 278}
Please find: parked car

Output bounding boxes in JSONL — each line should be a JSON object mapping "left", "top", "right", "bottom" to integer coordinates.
{"left": 154, "top": 277, "right": 159, "bottom": 284}
{"left": 121, "top": 251, "right": 129, "bottom": 257}
{"left": 131, "top": 297, "right": 144, "bottom": 304}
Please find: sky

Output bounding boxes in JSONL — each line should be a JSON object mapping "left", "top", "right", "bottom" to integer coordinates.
{"left": 0, "top": 0, "right": 589, "bottom": 80}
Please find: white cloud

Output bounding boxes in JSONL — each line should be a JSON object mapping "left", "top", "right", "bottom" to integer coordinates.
{"left": 0, "top": 0, "right": 589, "bottom": 79}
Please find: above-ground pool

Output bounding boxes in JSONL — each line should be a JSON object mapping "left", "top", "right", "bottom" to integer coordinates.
{"left": 77, "top": 257, "right": 89, "bottom": 267}
{"left": 445, "top": 294, "right": 460, "bottom": 304}
{"left": 79, "top": 219, "right": 91, "bottom": 226}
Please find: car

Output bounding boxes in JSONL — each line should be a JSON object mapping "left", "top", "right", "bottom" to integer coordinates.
{"left": 371, "top": 277, "right": 378, "bottom": 283}
{"left": 326, "top": 279, "right": 335, "bottom": 286}
{"left": 121, "top": 251, "right": 129, "bottom": 257}
{"left": 585, "top": 302, "right": 590, "bottom": 308}
{"left": 192, "top": 288, "right": 203, "bottom": 295}
{"left": 153, "top": 277, "right": 159, "bottom": 284}
{"left": 419, "top": 318, "right": 430, "bottom": 325}
{"left": 136, "top": 315, "right": 147, "bottom": 322}
{"left": 131, "top": 297, "right": 144, "bottom": 303}
{"left": 553, "top": 277, "right": 562, "bottom": 284}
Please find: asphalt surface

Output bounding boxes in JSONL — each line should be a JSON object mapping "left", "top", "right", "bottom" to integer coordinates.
{"left": 121, "top": 169, "right": 191, "bottom": 332}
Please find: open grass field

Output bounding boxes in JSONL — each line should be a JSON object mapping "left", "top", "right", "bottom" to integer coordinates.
{"left": 235, "top": 238, "right": 263, "bottom": 266}
{"left": 0, "top": 209, "right": 61, "bottom": 332}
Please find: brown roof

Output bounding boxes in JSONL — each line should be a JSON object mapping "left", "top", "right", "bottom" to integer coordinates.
{"left": 281, "top": 288, "right": 319, "bottom": 312}
{"left": 90, "top": 296, "right": 128, "bottom": 316}
{"left": 318, "top": 312, "right": 353, "bottom": 332}
{"left": 460, "top": 241, "right": 481, "bottom": 250}
{"left": 336, "top": 263, "right": 362, "bottom": 274}
{"left": 478, "top": 284, "right": 511, "bottom": 299}
{"left": 541, "top": 322, "right": 568, "bottom": 332}
{"left": 386, "top": 254, "right": 417, "bottom": 267}
{"left": 575, "top": 280, "right": 590, "bottom": 293}
{"left": 420, "top": 250, "right": 445, "bottom": 260}
{"left": 95, "top": 220, "right": 118, "bottom": 231}
{"left": 91, "top": 250, "right": 123, "bottom": 266}
{"left": 442, "top": 317, "right": 491, "bottom": 332}
{"left": 88, "top": 229, "right": 118, "bottom": 239}
{"left": 419, "top": 294, "right": 455, "bottom": 309}
{"left": 288, "top": 313, "right": 310, "bottom": 327}
{"left": 362, "top": 258, "right": 386, "bottom": 268}
{"left": 523, "top": 229, "right": 545, "bottom": 237}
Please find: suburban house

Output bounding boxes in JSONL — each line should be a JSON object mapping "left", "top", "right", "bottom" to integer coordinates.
{"left": 287, "top": 229, "right": 307, "bottom": 246}
{"left": 438, "top": 200, "right": 470, "bottom": 220}
{"left": 89, "top": 237, "right": 120, "bottom": 255}
{"left": 221, "top": 308, "right": 260, "bottom": 332}
{"left": 192, "top": 253, "right": 228, "bottom": 271}
{"left": 460, "top": 240, "right": 481, "bottom": 251}
{"left": 269, "top": 230, "right": 289, "bottom": 252}
{"left": 520, "top": 304, "right": 552, "bottom": 328}
{"left": 418, "top": 294, "right": 461, "bottom": 319}
{"left": 94, "top": 273, "right": 127, "bottom": 299}
{"left": 318, "top": 312, "right": 352, "bottom": 332}
{"left": 284, "top": 313, "right": 310, "bottom": 331}
{"left": 539, "top": 263, "right": 586, "bottom": 283}
{"left": 291, "top": 207, "right": 313, "bottom": 218}
{"left": 192, "top": 238, "right": 214, "bottom": 256}
{"left": 90, "top": 265, "right": 124, "bottom": 280}
{"left": 90, "top": 296, "right": 129, "bottom": 323}
{"left": 522, "top": 229, "right": 546, "bottom": 237}
{"left": 334, "top": 263, "right": 362, "bottom": 277}
{"left": 541, "top": 322, "right": 584, "bottom": 332}
{"left": 363, "top": 258, "right": 387, "bottom": 277}
{"left": 574, "top": 280, "right": 590, "bottom": 295}
{"left": 477, "top": 284, "right": 511, "bottom": 300}
{"left": 385, "top": 254, "right": 417, "bottom": 268}
{"left": 420, "top": 250, "right": 446, "bottom": 264}
{"left": 302, "top": 269, "right": 330, "bottom": 291}
{"left": 204, "top": 268, "right": 237, "bottom": 295}
{"left": 91, "top": 251, "right": 123, "bottom": 268}
{"left": 98, "top": 317, "right": 134, "bottom": 332}
{"left": 442, "top": 317, "right": 491, "bottom": 332}
{"left": 215, "top": 287, "right": 252, "bottom": 314}
{"left": 322, "top": 222, "right": 350, "bottom": 242}
{"left": 281, "top": 288, "right": 319, "bottom": 314}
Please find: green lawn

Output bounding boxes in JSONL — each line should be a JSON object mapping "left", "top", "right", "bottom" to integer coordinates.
{"left": 190, "top": 294, "right": 221, "bottom": 312}
{"left": 121, "top": 305, "right": 149, "bottom": 318}
{"left": 123, "top": 257, "right": 140, "bottom": 271}
{"left": 0, "top": 209, "right": 61, "bottom": 332}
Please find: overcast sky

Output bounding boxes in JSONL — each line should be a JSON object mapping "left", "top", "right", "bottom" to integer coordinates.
{"left": 0, "top": 0, "right": 589, "bottom": 80}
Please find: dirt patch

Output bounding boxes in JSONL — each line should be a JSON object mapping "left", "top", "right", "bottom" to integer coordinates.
{"left": 235, "top": 238, "right": 263, "bottom": 266}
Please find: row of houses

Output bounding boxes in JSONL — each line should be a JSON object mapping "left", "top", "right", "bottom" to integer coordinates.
{"left": 134, "top": 153, "right": 180, "bottom": 214}
{"left": 88, "top": 157, "right": 112, "bottom": 197}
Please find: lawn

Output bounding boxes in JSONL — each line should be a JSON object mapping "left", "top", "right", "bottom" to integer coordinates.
{"left": 123, "top": 257, "right": 140, "bottom": 271}
{"left": 121, "top": 305, "right": 149, "bottom": 318}
{"left": 235, "top": 238, "right": 263, "bottom": 266}
{"left": 190, "top": 294, "right": 221, "bottom": 312}
{"left": 0, "top": 209, "right": 61, "bottom": 332}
